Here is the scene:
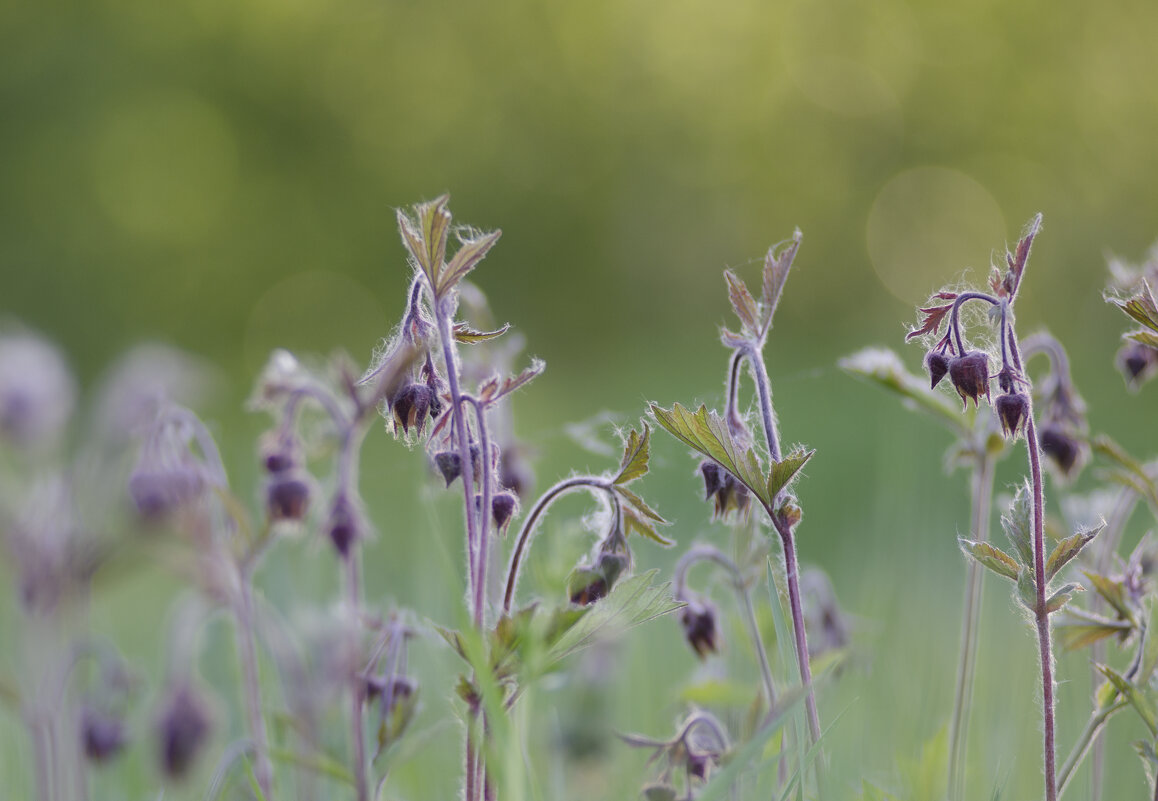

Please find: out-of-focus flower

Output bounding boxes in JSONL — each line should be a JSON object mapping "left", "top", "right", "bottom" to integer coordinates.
{"left": 0, "top": 330, "right": 76, "bottom": 449}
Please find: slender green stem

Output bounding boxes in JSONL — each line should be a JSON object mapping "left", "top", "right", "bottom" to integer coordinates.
{"left": 345, "top": 556, "right": 369, "bottom": 801}
{"left": 948, "top": 452, "right": 995, "bottom": 801}
{"left": 236, "top": 571, "right": 275, "bottom": 801}
{"left": 1057, "top": 700, "right": 1128, "bottom": 797}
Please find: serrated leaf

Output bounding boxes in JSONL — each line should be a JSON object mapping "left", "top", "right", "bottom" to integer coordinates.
{"left": 453, "top": 322, "right": 511, "bottom": 343}
{"left": 1098, "top": 663, "right": 1158, "bottom": 737}
{"left": 767, "top": 447, "right": 814, "bottom": 500}
{"left": 905, "top": 302, "right": 955, "bottom": 341}
{"left": 1128, "top": 330, "right": 1158, "bottom": 348}
{"left": 1055, "top": 609, "right": 1132, "bottom": 651}
{"left": 1016, "top": 567, "right": 1037, "bottom": 611}
{"left": 435, "top": 626, "right": 468, "bottom": 661}
{"left": 1045, "top": 582, "right": 1084, "bottom": 614}
{"left": 397, "top": 196, "right": 452, "bottom": 289}
{"left": 1135, "top": 739, "right": 1158, "bottom": 788}
{"left": 724, "top": 270, "right": 760, "bottom": 335}
{"left": 1110, "top": 280, "right": 1158, "bottom": 333}
{"left": 650, "top": 402, "right": 771, "bottom": 508}
{"left": 439, "top": 228, "right": 502, "bottom": 295}
{"left": 614, "top": 486, "right": 665, "bottom": 523}
{"left": 622, "top": 502, "right": 675, "bottom": 546}
{"left": 477, "top": 358, "right": 545, "bottom": 403}
{"left": 959, "top": 539, "right": 1021, "bottom": 581}
{"left": 839, "top": 347, "right": 965, "bottom": 432}
{"left": 761, "top": 230, "right": 801, "bottom": 335}
{"left": 1085, "top": 571, "right": 1135, "bottom": 622}
{"left": 1047, "top": 524, "right": 1103, "bottom": 581}
{"left": 1001, "top": 481, "right": 1034, "bottom": 567}
{"left": 545, "top": 570, "right": 682, "bottom": 666}
{"left": 614, "top": 425, "right": 652, "bottom": 485}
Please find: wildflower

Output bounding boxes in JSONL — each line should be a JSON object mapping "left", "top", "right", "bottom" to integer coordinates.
{"left": 156, "top": 683, "right": 211, "bottom": 779}
{"left": 995, "top": 392, "right": 1029, "bottom": 439}
{"left": 0, "top": 331, "right": 75, "bottom": 449}
{"left": 266, "top": 472, "right": 311, "bottom": 522}
{"left": 81, "top": 706, "right": 128, "bottom": 764}
{"left": 326, "top": 493, "right": 360, "bottom": 557}
{"left": 948, "top": 352, "right": 990, "bottom": 407}
{"left": 1038, "top": 423, "right": 1084, "bottom": 479}
{"left": 925, "top": 350, "right": 950, "bottom": 389}
{"left": 679, "top": 599, "right": 720, "bottom": 658}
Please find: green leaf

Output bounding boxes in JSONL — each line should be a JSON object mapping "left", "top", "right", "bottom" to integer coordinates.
{"left": 959, "top": 539, "right": 1021, "bottom": 581}
{"left": 1016, "top": 568, "right": 1037, "bottom": 611}
{"left": 1109, "top": 280, "right": 1158, "bottom": 333}
{"left": 268, "top": 747, "right": 355, "bottom": 786}
{"left": 838, "top": 348, "right": 965, "bottom": 433}
{"left": 650, "top": 402, "right": 771, "bottom": 507}
{"left": 545, "top": 570, "right": 682, "bottom": 666}
{"left": 724, "top": 269, "right": 760, "bottom": 335}
{"left": 897, "top": 726, "right": 949, "bottom": 801}
{"left": 1045, "top": 582, "right": 1084, "bottom": 614}
{"left": 1084, "top": 571, "right": 1136, "bottom": 623}
{"left": 1091, "top": 434, "right": 1158, "bottom": 511}
{"left": 453, "top": 322, "right": 511, "bottom": 343}
{"left": 1001, "top": 481, "right": 1034, "bottom": 567}
{"left": 435, "top": 626, "right": 468, "bottom": 661}
{"left": 1054, "top": 608, "right": 1133, "bottom": 651}
{"left": 761, "top": 230, "right": 801, "bottom": 335}
{"left": 1098, "top": 663, "right": 1158, "bottom": 737}
{"left": 768, "top": 447, "right": 814, "bottom": 500}
{"left": 614, "top": 424, "right": 652, "bottom": 485}
{"left": 1046, "top": 524, "right": 1104, "bottom": 581}
{"left": 397, "top": 196, "right": 451, "bottom": 289}
{"left": 1128, "top": 330, "right": 1158, "bottom": 348}
{"left": 617, "top": 488, "right": 675, "bottom": 546}
{"left": 1134, "top": 739, "right": 1158, "bottom": 788}
{"left": 439, "top": 228, "right": 502, "bottom": 295}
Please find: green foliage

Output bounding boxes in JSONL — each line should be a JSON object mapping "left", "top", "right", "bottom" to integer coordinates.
{"left": 1000, "top": 481, "right": 1034, "bottom": 568}
{"left": 958, "top": 539, "right": 1019, "bottom": 581}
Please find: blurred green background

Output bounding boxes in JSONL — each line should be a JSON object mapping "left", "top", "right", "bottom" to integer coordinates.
{"left": 3, "top": 0, "right": 1158, "bottom": 797}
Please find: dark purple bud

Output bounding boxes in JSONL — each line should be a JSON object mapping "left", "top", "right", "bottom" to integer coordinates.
{"left": 391, "top": 383, "right": 434, "bottom": 435}
{"left": 81, "top": 706, "right": 127, "bottom": 764}
{"left": 128, "top": 466, "right": 204, "bottom": 521}
{"left": 491, "top": 491, "right": 518, "bottom": 530}
{"left": 568, "top": 566, "right": 608, "bottom": 606}
{"left": 925, "top": 350, "right": 950, "bottom": 390}
{"left": 1118, "top": 342, "right": 1158, "bottom": 389}
{"left": 263, "top": 450, "right": 296, "bottom": 474}
{"left": 157, "top": 685, "right": 211, "bottom": 779}
{"left": 687, "top": 751, "right": 712, "bottom": 781}
{"left": 267, "top": 473, "right": 311, "bottom": 522}
{"left": 1038, "top": 423, "right": 1084, "bottom": 479}
{"left": 327, "top": 494, "right": 359, "bottom": 557}
{"left": 498, "top": 448, "right": 533, "bottom": 499}
{"left": 713, "top": 473, "right": 750, "bottom": 520}
{"left": 948, "top": 352, "right": 991, "bottom": 408}
{"left": 680, "top": 599, "right": 719, "bottom": 658}
{"left": 699, "top": 460, "right": 724, "bottom": 500}
{"left": 433, "top": 451, "right": 462, "bottom": 487}
{"left": 995, "top": 392, "right": 1029, "bottom": 439}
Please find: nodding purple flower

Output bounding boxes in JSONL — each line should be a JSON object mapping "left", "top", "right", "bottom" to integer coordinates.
{"left": 1117, "top": 341, "right": 1158, "bottom": 389}
{"left": 81, "top": 706, "right": 128, "bottom": 764}
{"left": 326, "top": 493, "right": 361, "bottom": 557}
{"left": 948, "top": 352, "right": 991, "bottom": 408}
{"left": 641, "top": 783, "right": 678, "bottom": 801}
{"left": 156, "top": 683, "right": 211, "bottom": 779}
{"left": 699, "top": 460, "right": 724, "bottom": 500}
{"left": 1038, "top": 423, "right": 1085, "bottom": 479}
{"left": 699, "top": 460, "right": 749, "bottom": 519}
{"left": 266, "top": 471, "right": 312, "bottom": 522}
{"left": 995, "top": 392, "right": 1030, "bottom": 439}
{"left": 679, "top": 599, "right": 720, "bottom": 659}
{"left": 925, "top": 350, "right": 950, "bottom": 390}
{"left": 128, "top": 465, "right": 205, "bottom": 521}
{"left": 491, "top": 491, "right": 518, "bottom": 531}
{"left": 128, "top": 404, "right": 226, "bottom": 521}
{"left": 391, "top": 383, "right": 434, "bottom": 436}
{"left": 0, "top": 331, "right": 76, "bottom": 449}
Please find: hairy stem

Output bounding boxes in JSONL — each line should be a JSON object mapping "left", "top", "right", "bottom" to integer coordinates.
{"left": 948, "top": 452, "right": 995, "bottom": 801}
{"left": 345, "top": 556, "right": 369, "bottom": 801}
{"left": 236, "top": 571, "right": 275, "bottom": 801}
{"left": 743, "top": 345, "right": 820, "bottom": 750}
{"left": 502, "top": 476, "right": 612, "bottom": 613}
{"left": 467, "top": 398, "right": 493, "bottom": 629}
{"left": 673, "top": 544, "right": 778, "bottom": 711}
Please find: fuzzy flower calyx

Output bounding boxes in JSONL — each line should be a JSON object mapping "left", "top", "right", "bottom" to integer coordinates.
{"left": 948, "top": 352, "right": 990, "bottom": 407}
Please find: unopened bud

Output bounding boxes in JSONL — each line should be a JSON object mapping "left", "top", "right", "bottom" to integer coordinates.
{"left": 641, "top": 784, "right": 678, "bottom": 801}
{"left": 925, "top": 350, "right": 950, "bottom": 390}
{"left": 948, "top": 352, "right": 990, "bottom": 408}
{"left": 327, "top": 494, "right": 360, "bottom": 557}
{"left": 1118, "top": 342, "right": 1158, "bottom": 389}
{"left": 699, "top": 460, "right": 724, "bottom": 500}
{"left": 81, "top": 706, "right": 127, "bottom": 764}
{"left": 391, "top": 383, "right": 434, "bottom": 435}
{"left": 491, "top": 491, "right": 518, "bottom": 530}
{"left": 680, "top": 599, "right": 719, "bottom": 658}
{"left": 1039, "top": 423, "right": 1085, "bottom": 479}
{"left": 267, "top": 473, "right": 311, "bottom": 522}
{"left": 995, "top": 392, "right": 1029, "bottom": 439}
{"left": 157, "top": 684, "right": 211, "bottom": 779}
{"left": 128, "top": 465, "right": 204, "bottom": 521}
{"left": 568, "top": 566, "right": 608, "bottom": 606}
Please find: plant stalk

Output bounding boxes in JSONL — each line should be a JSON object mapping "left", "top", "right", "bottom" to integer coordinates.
{"left": 236, "top": 570, "right": 275, "bottom": 801}
{"left": 948, "top": 451, "right": 995, "bottom": 801}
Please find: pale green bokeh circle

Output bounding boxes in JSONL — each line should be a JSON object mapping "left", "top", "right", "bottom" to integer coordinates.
{"left": 90, "top": 93, "right": 238, "bottom": 244}
{"left": 866, "top": 166, "right": 1007, "bottom": 306}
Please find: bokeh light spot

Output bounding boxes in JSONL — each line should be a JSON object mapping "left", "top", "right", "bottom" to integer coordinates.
{"left": 90, "top": 93, "right": 238, "bottom": 244}
{"left": 866, "top": 166, "right": 1007, "bottom": 306}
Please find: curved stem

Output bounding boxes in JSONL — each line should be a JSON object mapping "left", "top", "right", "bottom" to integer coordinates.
{"left": 502, "top": 476, "right": 612, "bottom": 613}
{"left": 947, "top": 292, "right": 1000, "bottom": 357}
{"left": 673, "top": 544, "right": 778, "bottom": 711}
{"left": 1057, "top": 700, "right": 1128, "bottom": 796}
{"left": 948, "top": 451, "right": 995, "bottom": 801}
{"left": 741, "top": 347, "right": 780, "bottom": 463}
